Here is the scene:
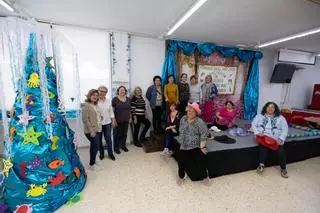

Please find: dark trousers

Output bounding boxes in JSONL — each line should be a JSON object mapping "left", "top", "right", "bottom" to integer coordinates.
{"left": 152, "top": 106, "right": 163, "bottom": 134}
{"left": 133, "top": 115, "right": 151, "bottom": 142}
{"left": 115, "top": 122, "right": 129, "bottom": 151}
{"left": 259, "top": 144, "right": 286, "bottom": 170}
{"left": 101, "top": 124, "right": 113, "bottom": 156}
{"left": 85, "top": 133, "right": 101, "bottom": 166}
{"left": 178, "top": 148, "right": 208, "bottom": 181}
{"left": 164, "top": 130, "right": 174, "bottom": 150}
{"left": 179, "top": 100, "right": 188, "bottom": 116}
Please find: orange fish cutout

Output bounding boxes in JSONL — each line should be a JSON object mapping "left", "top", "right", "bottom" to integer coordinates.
{"left": 9, "top": 107, "right": 14, "bottom": 118}
{"left": 73, "top": 167, "right": 81, "bottom": 178}
{"left": 9, "top": 126, "right": 16, "bottom": 141}
{"left": 49, "top": 171, "right": 66, "bottom": 187}
{"left": 48, "top": 159, "right": 64, "bottom": 169}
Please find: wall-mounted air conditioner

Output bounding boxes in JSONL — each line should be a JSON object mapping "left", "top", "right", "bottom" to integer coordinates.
{"left": 278, "top": 49, "right": 316, "bottom": 65}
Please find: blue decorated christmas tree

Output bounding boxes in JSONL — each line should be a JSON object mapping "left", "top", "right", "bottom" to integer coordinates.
{"left": 3, "top": 33, "right": 86, "bottom": 212}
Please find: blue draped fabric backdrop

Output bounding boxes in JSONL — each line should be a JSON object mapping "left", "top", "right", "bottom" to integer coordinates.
{"left": 161, "top": 40, "right": 263, "bottom": 120}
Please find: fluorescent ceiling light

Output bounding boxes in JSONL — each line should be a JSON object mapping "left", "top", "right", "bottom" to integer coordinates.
{"left": 256, "top": 27, "right": 320, "bottom": 48}
{"left": 167, "top": 0, "right": 207, "bottom": 36}
{"left": 0, "top": 0, "right": 14, "bottom": 12}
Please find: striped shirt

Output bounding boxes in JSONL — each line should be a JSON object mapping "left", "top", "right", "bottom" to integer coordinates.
{"left": 178, "top": 116, "right": 208, "bottom": 150}
{"left": 131, "top": 96, "right": 146, "bottom": 116}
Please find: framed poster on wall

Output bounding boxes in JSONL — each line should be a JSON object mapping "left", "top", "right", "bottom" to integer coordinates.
{"left": 198, "top": 65, "right": 237, "bottom": 94}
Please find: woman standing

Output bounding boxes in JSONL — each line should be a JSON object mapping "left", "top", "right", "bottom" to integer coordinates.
{"left": 252, "top": 101, "right": 289, "bottom": 178}
{"left": 97, "top": 86, "right": 116, "bottom": 161}
{"left": 177, "top": 102, "right": 210, "bottom": 185}
{"left": 131, "top": 86, "right": 151, "bottom": 147}
{"left": 189, "top": 75, "right": 201, "bottom": 104}
{"left": 215, "top": 100, "right": 237, "bottom": 130}
{"left": 112, "top": 86, "right": 131, "bottom": 154}
{"left": 164, "top": 75, "right": 179, "bottom": 107}
{"left": 82, "top": 89, "right": 103, "bottom": 171}
{"left": 200, "top": 75, "right": 218, "bottom": 124}
{"left": 146, "top": 76, "right": 164, "bottom": 134}
{"left": 178, "top": 73, "right": 190, "bottom": 116}
{"left": 161, "top": 103, "right": 180, "bottom": 155}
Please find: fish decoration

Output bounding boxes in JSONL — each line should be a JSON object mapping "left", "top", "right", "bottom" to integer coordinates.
{"left": 48, "top": 159, "right": 64, "bottom": 170}
{"left": 49, "top": 171, "right": 66, "bottom": 187}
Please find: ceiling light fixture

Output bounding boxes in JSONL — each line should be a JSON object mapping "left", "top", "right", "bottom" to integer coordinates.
{"left": 256, "top": 26, "right": 320, "bottom": 48}
{"left": 167, "top": 0, "right": 207, "bottom": 36}
{"left": 0, "top": 0, "right": 14, "bottom": 12}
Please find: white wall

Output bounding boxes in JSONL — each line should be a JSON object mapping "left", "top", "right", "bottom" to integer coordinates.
{"left": 130, "top": 36, "right": 165, "bottom": 95}
{"left": 258, "top": 50, "right": 320, "bottom": 111}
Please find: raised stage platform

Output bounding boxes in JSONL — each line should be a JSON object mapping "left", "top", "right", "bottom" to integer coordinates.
{"left": 172, "top": 120, "right": 320, "bottom": 178}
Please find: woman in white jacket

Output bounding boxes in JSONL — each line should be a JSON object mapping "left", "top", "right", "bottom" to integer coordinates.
{"left": 251, "top": 101, "right": 289, "bottom": 178}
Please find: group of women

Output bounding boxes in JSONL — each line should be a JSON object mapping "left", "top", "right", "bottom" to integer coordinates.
{"left": 81, "top": 74, "right": 289, "bottom": 182}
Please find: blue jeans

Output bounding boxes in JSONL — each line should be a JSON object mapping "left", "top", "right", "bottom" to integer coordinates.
{"left": 102, "top": 124, "right": 113, "bottom": 156}
{"left": 164, "top": 130, "right": 174, "bottom": 150}
{"left": 85, "top": 133, "right": 100, "bottom": 166}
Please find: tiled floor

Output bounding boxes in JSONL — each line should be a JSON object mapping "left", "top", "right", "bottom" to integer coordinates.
{"left": 58, "top": 146, "right": 320, "bottom": 213}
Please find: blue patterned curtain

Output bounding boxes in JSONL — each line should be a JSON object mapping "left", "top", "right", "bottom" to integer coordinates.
{"left": 161, "top": 40, "right": 177, "bottom": 85}
{"left": 244, "top": 52, "right": 263, "bottom": 120}
{"left": 161, "top": 40, "right": 263, "bottom": 119}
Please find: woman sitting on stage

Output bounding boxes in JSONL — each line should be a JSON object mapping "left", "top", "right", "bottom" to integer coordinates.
{"left": 160, "top": 103, "right": 180, "bottom": 156}
{"left": 177, "top": 102, "right": 210, "bottom": 185}
{"left": 215, "top": 100, "right": 237, "bottom": 130}
{"left": 251, "top": 101, "right": 289, "bottom": 178}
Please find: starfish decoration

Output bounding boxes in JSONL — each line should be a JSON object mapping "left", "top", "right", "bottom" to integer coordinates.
{"left": 18, "top": 127, "right": 44, "bottom": 145}
{"left": 18, "top": 111, "right": 35, "bottom": 126}
{"left": 3, "top": 157, "right": 13, "bottom": 177}
{"left": 29, "top": 155, "right": 43, "bottom": 170}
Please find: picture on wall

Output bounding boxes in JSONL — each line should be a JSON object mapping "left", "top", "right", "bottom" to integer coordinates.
{"left": 198, "top": 65, "right": 237, "bottom": 94}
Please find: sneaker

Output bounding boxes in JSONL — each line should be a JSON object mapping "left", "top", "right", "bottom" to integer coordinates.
{"left": 108, "top": 155, "right": 116, "bottom": 161}
{"left": 122, "top": 147, "right": 129, "bottom": 152}
{"left": 114, "top": 149, "right": 121, "bottom": 154}
{"left": 256, "top": 164, "right": 265, "bottom": 175}
{"left": 210, "top": 126, "right": 221, "bottom": 132}
{"left": 99, "top": 155, "right": 104, "bottom": 160}
{"left": 89, "top": 164, "right": 101, "bottom": 171}
{"left": 202, "top": 177, "right": 210, "bottom": 186}
{"left": 160, "top": 148, "right": 169, "bottom": 156}
{"left": 281, "top": 169, "right": 289, "bottom": 179}
{"left": 176, "top": 178, "right": 184, "bottom": 186}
